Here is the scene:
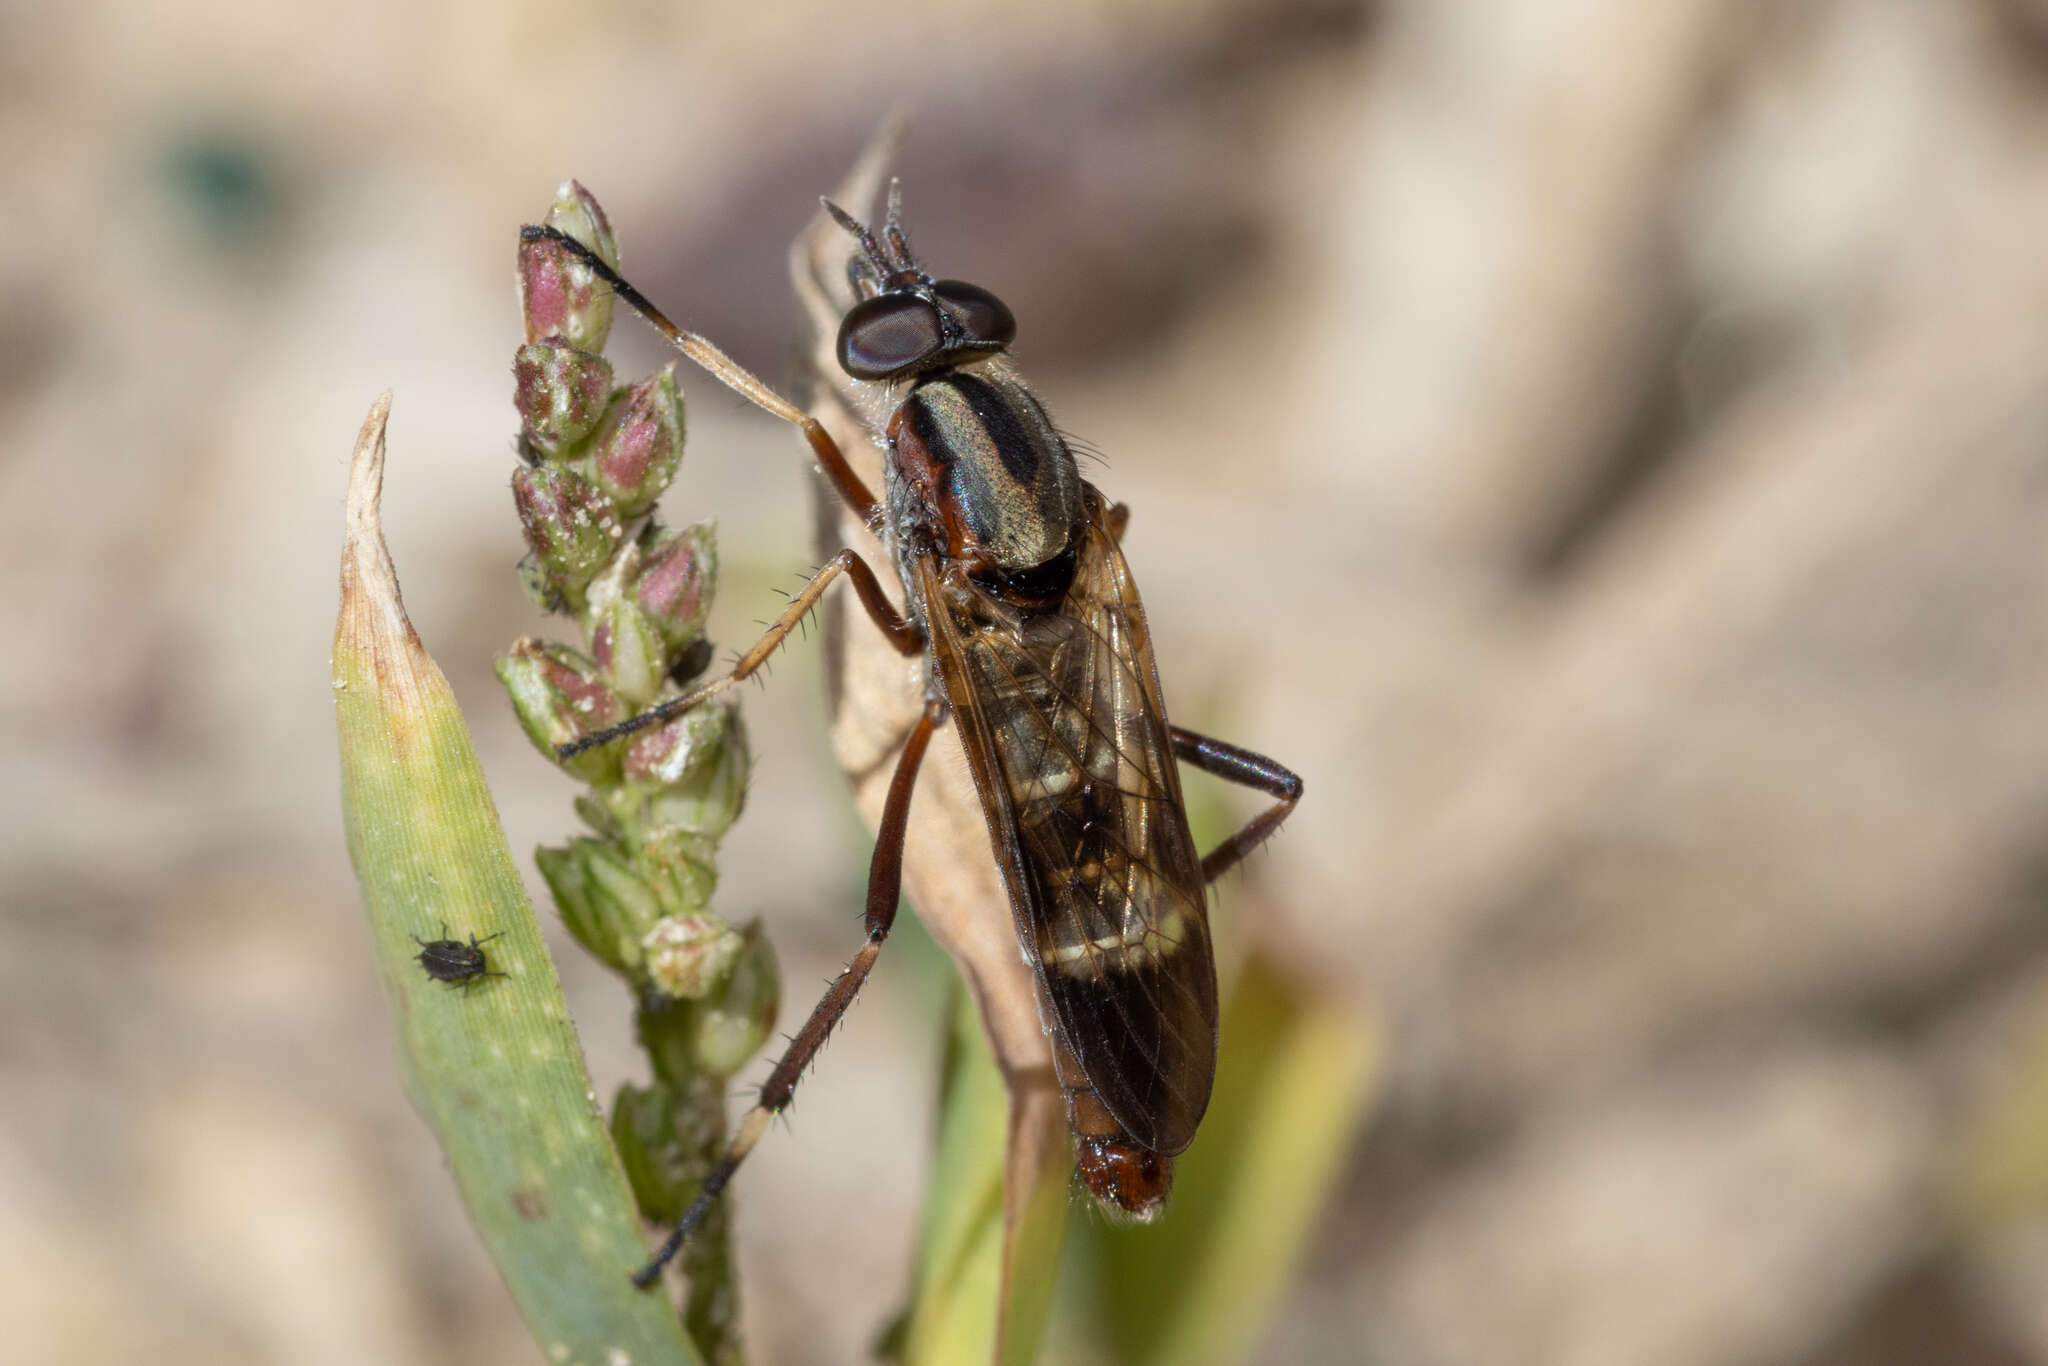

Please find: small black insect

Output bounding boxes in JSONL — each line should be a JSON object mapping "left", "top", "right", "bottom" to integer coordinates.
{"left": 412, "top": 924, "right": 506, "bottom": 991}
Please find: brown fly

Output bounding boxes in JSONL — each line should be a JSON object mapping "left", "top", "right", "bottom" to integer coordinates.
{"left": 526, "top": 181, "right": 1301, "bottom": 1287}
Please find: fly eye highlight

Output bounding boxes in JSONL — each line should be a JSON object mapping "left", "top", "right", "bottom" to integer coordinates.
{"left": 932, "top": 281, "right": 1016, "bottom": 347}
{"left": 838, "top": 294, "right": 946, "bottom": 380}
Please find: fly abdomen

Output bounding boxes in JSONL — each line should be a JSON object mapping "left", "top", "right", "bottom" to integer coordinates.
{"left": 1076, "top": 1133, "right": 1172, "bottom": 1223}
{"left": 1051, "top": 1023, "right": 1173, "bottom": 1221}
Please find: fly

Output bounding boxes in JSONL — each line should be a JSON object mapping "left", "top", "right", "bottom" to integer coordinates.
{"left": 525, "top": 183, "right": 1301, "bottom": 1288}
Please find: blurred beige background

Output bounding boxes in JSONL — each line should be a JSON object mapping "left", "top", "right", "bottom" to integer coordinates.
{"left": 9, "top": 0, "right": 2048, "bottom": 1362}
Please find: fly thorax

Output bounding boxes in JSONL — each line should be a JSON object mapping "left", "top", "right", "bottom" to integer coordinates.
{"left": 884, "top": 371, "right": 1082, "bottom": 577}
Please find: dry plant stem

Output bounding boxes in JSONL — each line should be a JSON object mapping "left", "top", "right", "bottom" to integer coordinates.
{"left": 790, "top": 128, "right": 1073, "bottom": 1355}
{"left": 900, "top": 987, "right": 1072, "bottom": 1366}
{"left": 334, "top": 395, "right": 702, "bottom": 1366}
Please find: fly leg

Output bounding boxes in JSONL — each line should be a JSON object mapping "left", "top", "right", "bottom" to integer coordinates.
{"left": 1168, "top": 727, "right": 1303, "bottom": 883}
{"left": 631, "top": 695, "right": 947, "bottom": 1288}
{"left": 522, "top": 224, "right": 882, "bottom": 524}
{"left": 556, "top": 547, "right": 920, "bottom": 758}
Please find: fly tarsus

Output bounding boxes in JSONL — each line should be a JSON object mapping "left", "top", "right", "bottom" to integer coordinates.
{"left": 1169, "top": 725, "right": 1302, "bottom": 883}
{"left": 555, "top": 693, "right": 689, "bottom": 759}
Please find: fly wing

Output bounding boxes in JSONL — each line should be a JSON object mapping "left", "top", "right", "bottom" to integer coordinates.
{"left": 915, "top": 493, "right": 1217, "bottom": 1153}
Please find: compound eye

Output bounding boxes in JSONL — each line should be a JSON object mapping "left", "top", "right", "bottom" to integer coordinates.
{"left": 838, "top": 294, "right": 945, "bottom": 379}
{"left": 932, "top": 280, "right": 1017, "bottom": 347}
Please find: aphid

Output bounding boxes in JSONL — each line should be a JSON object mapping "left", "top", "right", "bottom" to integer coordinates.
{"left": 526, "top": 180, "right": 1301, "bottom": 1288}
{"left": 412, "top": 924, "right": 506, "bottom": 991}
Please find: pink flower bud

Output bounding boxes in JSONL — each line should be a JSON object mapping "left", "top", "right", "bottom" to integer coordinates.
{"left": 512, "top": 464, "right": 621, "bottom": 604}
{"left": 496, "top": 639, "right": 627, "bottom": 781}
{"left": 518, "top": 180, "right": 619, "bottom": 353}
{"left": 623, "top": 701, "right": 727, "bottom": 789}
{"left": 631, "top": 522, "right": 716, "bottom": 650}
{"left": 589, "top": 364, "right": 684, "bottom": 517}
{"left": 512, "top": 340, "right": 614, "bottom": 459}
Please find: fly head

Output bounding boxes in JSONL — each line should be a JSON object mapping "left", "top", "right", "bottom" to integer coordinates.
{"left": 825, "top": 185, "right": 1016, "bottom": 383}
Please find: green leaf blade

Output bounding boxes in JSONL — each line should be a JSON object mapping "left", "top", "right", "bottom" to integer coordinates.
{"left": 335, "top": 395, "right": 701, "bottom": 1366}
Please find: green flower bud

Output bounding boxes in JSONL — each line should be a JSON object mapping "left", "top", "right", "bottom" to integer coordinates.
{"left": 495, "top": 639, "right": 625, "bottom": 782}
{"left": 689, "top": 922, "right": 780, "bottom": 1078}
{"left": 519, "top": 179, "right": 618, "bottom": 353}
{"left": 642, "top": 912, "right": 742, "bottom": 1000}
{"left": 576, "top": 836, "right": 665, "bottom": 966}
{"left": 512, "top": 464, "right": 620, "bottom": 605}
{"left": 535, "top": 841, "right": 623, "bottom": 973}
{"left": 645, "top": 704, "right": 750, "bottom": 839}
{"left": 540, "top": 836, "right": 656, "bottom": 972}
{"left": 623, "top": 699, "right": 726, "bottom": 790}
{"left": 611, "top": 1081, "right": 690, "bottom": 1223}
{"left": 589, "top": 365, "right": 684, "bottom": 518}
{"left": 591, "top": 594, "right": 668, "bottom": 710}
{"left": 631, "top": 521, "right": 715, "bottom": 651}
{"left": 512, "top": 341, "right": 614, "bottom": 459}
{"left": 633, "top": 825, "right": 718, "bottom": 917}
